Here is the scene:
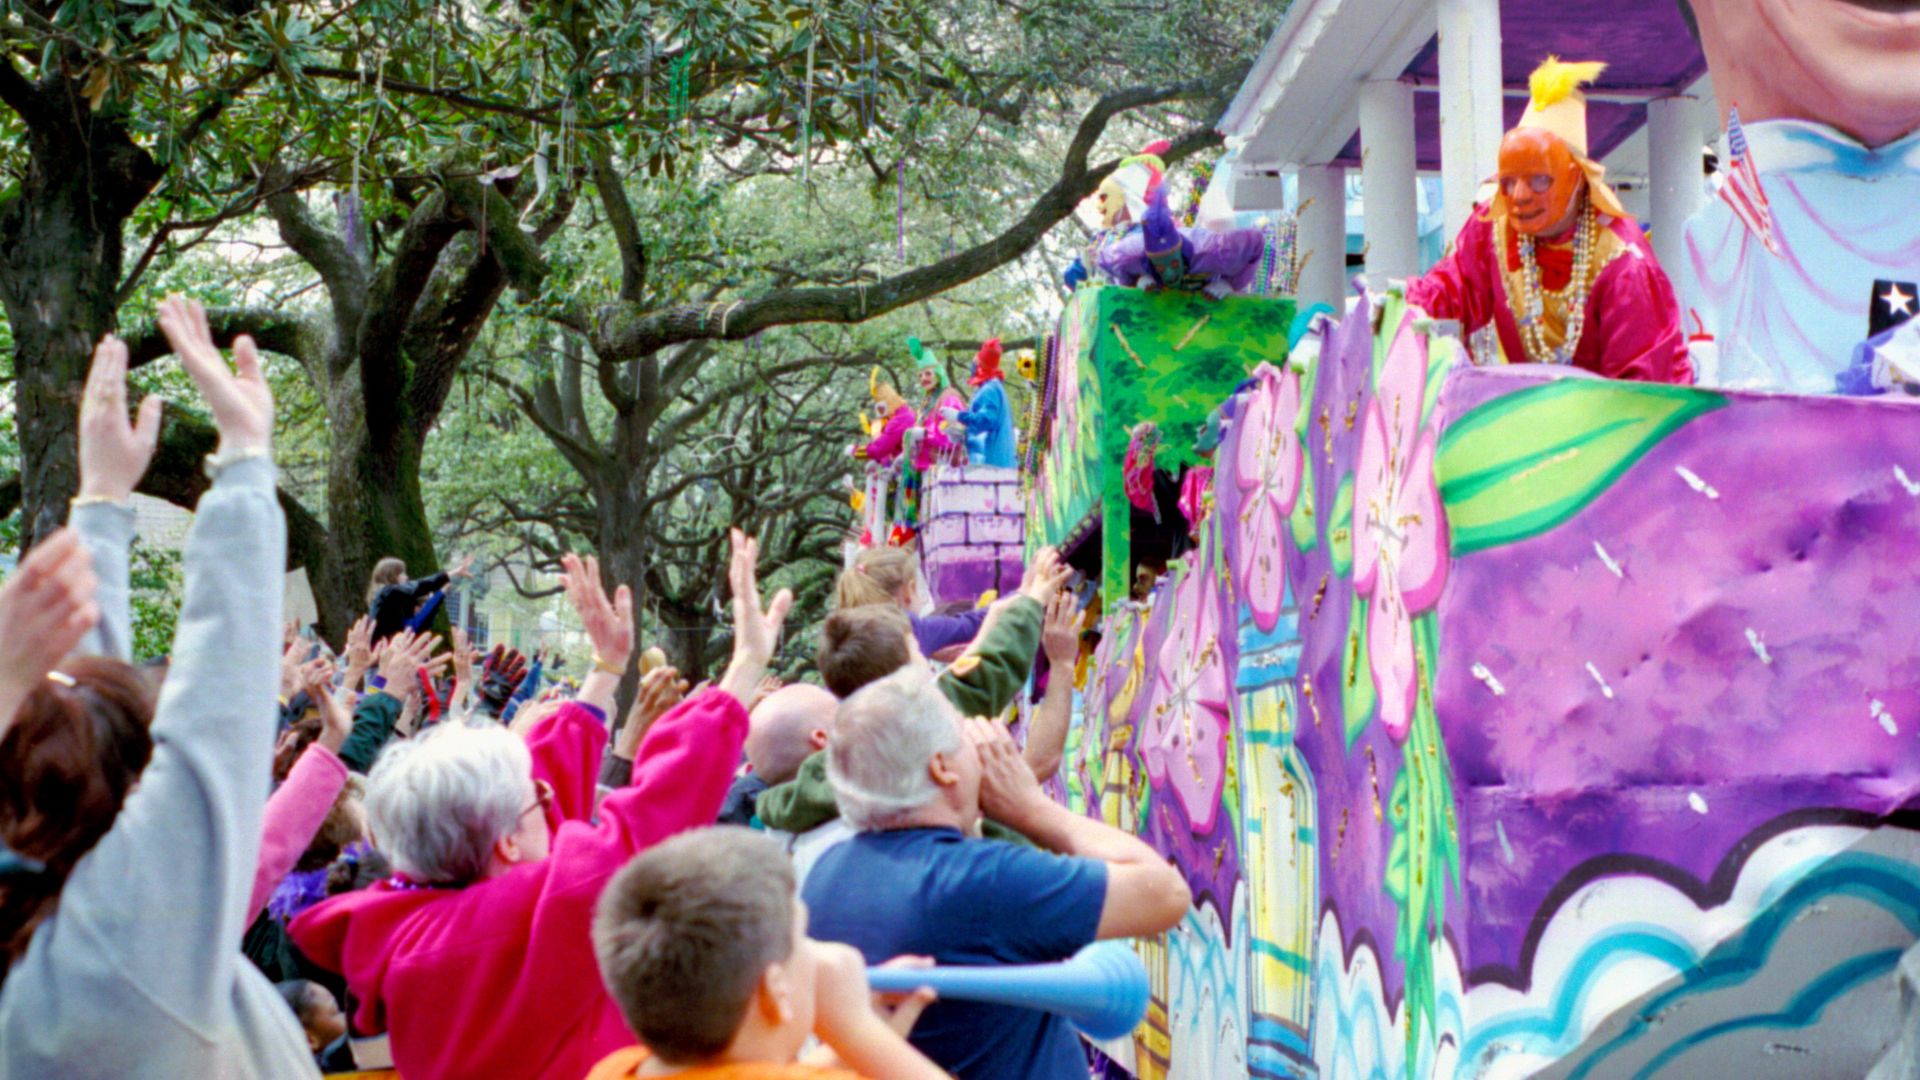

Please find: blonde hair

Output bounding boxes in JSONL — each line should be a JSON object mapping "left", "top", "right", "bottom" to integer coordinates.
{"left": 833, "top": 547, "right": 916, "bottom": 610}
{"left": 367, "top": 557, "right": 408, "bottom": 606}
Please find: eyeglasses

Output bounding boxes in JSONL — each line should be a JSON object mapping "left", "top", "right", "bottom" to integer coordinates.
{"left": 520, "top": 778, "right": 555, "bottom": 823}
{"left": 1500, "top": 174, "right": 1556, "bottom": 196}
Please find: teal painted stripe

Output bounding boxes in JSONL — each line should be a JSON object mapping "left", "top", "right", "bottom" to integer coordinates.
{"left": 1252, "top": 939, "right": 1311, "bottom": 974}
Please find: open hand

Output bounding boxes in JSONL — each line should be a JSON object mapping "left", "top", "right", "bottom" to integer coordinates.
{"left": 561, "top": 553, "right": 633, "bottom": 671}
{"left": 0, "top": 530, "right": 99, "bottom": 735}
{"left": 77, "top": 334, "right": 162, "bottom": 504}
{"left": 720, "top": 529, "right": 793, "bottom": 702}
{"left": 156, "top": 295, "right": 272, "bottom": 456}
{"left": 1041, "top": 589, "right": 1081, "bottom": 667}
{"left": 342, "top": 616, "right": 376, "bottom": 686}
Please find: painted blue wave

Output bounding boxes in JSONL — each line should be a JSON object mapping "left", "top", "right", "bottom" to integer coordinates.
{"left": 1312, "top": 937, "right": 1464, "bottom": 1080}
{"left": 1455, "top": 851, "right": 1920, "bottom": 1077}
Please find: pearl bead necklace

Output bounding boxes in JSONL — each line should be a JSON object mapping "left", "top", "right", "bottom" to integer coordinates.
{"left": 1516, "top": 201, "right": 1598, "bottom": 366}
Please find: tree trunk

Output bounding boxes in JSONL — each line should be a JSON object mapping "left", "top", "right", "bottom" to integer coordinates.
{"left": 313, "top": 402, "right": 440, "bottom": 640}
{"left": 0, "top": 109, "right": 157, "bottom": 547}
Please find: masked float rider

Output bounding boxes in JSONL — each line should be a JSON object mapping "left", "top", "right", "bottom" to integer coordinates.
{"left": 896, "top": 336, "right": 967, "bottom": 531}
{"left": 1408, "top": 58, "right": 1693, "bottom": 384}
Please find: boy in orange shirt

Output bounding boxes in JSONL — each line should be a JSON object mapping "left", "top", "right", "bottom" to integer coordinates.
{"left": 587, "top": 827, "right": 948, "bottom": 1079}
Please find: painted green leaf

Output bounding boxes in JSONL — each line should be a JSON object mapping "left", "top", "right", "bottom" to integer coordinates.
{"left": 1342, "top": 591, "right": 1375, "bottom": 750}
{"left": 1435, "top": 379, "right": 1726, "bottom": 554}
{"left": 1290, "top": 443, "right": 1319, "bottom": 553}
{"left": 1329, "top": 472, "right": 1354, "bottom": 577}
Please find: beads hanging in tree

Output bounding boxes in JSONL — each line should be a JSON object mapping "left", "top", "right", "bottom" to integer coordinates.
{"left": 668, "top": 54, "right": 691, "bottom": 124}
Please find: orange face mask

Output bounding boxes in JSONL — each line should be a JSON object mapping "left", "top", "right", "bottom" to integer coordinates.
{"left": 1496, "top": 128, "right": 1585, "bottom": 237}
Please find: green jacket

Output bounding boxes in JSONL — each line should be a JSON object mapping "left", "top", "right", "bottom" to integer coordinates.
{"left": 339, "top": 689, "right": 402, "bottom": 774}
{"left": 757, "top": 596, "right": 1042, "bottom": 835}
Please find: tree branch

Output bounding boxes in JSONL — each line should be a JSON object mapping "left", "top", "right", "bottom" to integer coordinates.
{"left": 589, "top": 66, "right": 1247, "bottom": 363}
{"left": 589, "top": 144, "right": 646, "bottom": 305}
{"left": 122, "top": 307, "right": 320, "bottom": 371}
{"left": 0, "top": 55, "right": 48, "bottom": 128}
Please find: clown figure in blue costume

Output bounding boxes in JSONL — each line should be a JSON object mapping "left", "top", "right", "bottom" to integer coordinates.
{"left": 943, "top": 338, "right": 1017, "bottom": 468}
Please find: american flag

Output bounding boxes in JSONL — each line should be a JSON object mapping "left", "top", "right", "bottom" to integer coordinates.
{"left": 1718, "top": 107, "right": 1780, "bottom": 255}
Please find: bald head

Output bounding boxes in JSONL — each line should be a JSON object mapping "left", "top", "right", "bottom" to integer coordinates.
{"left": 745, "top": 684, "right": 839, "bottom": 785}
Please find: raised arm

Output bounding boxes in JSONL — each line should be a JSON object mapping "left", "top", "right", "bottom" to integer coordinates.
{"left": 1024, "top": 590, "right": 1082, "bottom": 783}
{"left": 54, "top": 296, "right": 284, "bottom": 1027}
{"left": 545, "top": 530, "right": 790, "bottom": 883}
{"left": 940, "top": 547, "right": 1069, "bottom": 719}
{"left": 69, "top": 334, "right": 161, "bottom": 661}
{"left": 0, "top": 531, "right": 99, "bottom": 742}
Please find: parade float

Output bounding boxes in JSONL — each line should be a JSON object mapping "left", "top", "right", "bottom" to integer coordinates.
{"left": 1010, "top": 2, "right": 1920, "bottom": 1075}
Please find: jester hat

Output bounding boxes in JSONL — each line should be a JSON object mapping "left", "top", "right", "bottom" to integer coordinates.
{"left": 1491, "top": 58, "right": 1630, "bottom": 222}
{"left": 970, "top": 338, "right": 1004, "bottom": 387}
{"left": 1095, "top": 139, "right": 1172, "bottom": 227}
{"left": 907, "top": 335, "right": 947, "bottom": 388}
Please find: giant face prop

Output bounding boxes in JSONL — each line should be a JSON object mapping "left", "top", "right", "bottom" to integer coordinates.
{"left": 1497, "top": 128, "right": 1585, "bottom": 238}
{"left": 1688, "top": 0, "right": 1920, "bottom": 149}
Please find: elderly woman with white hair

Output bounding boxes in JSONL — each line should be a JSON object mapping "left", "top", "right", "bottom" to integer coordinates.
{"left": 803, "top": 666, "right": 1190, "bottom": 1080}
{"left": 291, "top": 531, "right": 792, "bottom": 1080}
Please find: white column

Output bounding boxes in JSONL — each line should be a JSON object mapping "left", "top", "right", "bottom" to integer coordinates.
{"left": 1294, "top": 164, "right": 1347, "bottom": 312}
{"left": 1358, "top": 80, "right": 1419, "bottom": 286}
{"left": 1646, "top": 95, "right": 1705, "bottom": 275}
{"left": 1436, "top": 0, "right": 1503, "bottom": 241}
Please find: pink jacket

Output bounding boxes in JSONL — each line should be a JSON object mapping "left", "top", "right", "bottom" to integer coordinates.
{"left": 289, "top": 692, "right": 748, "bottom": 1080}
{"left": 863, "top": 404, "right": 917, "bottom": 466}
{"left": 915, "top": 388, "right": 966, "bottom": 471}
{"left": 249, "top": 743, "right": 350, "bottom": 918}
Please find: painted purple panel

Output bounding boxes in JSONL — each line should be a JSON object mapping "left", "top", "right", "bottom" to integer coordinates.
{"left": 1430, "top": 366, "right": 1920, "bottom": 974}
{"left": 969, "top": 512, "right": 1025, "bottom": 546}
{"left": 923, "top": 514, "right": 968, "bottom": 549}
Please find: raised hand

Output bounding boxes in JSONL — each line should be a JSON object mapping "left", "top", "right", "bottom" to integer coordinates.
{"left": 561, "top": 552, "right": 633, "bottom": 672}
{"left": 451, "top": 552, "right": 477, "bottom": 580}
{"left": 0, "top": 530, "right": 99, "bottom": 735}
{"left": 563, "top": 552, "right": 634, "bottom": 717}
{"left": 279, "top": 637, "right": 308, "bottom": 700}
{"left": 77, "top": 334, "right": 163, "bottom": 504}
{"left": 377, "top": 629, "right": 445, "bottom": 695}
{"left": 615, "top": 664, "right": 690, "bottom": 760}
{"left": 720, "top": 529, "right": 793, "bottom": 704}
{"left": 341, "top": 616, "right": 376, "bottom": 689}
{"left": 1041, "top": 589, "right": 1081, "bottom": 667}
{"left": 1018, "top": 546, "right": 1071, "bottom": 605}
{"left": 155, "top": 294, "right": 272, "bottom": 456}
{"left": 305, "top": 664, "right": 353, "bottom": 753}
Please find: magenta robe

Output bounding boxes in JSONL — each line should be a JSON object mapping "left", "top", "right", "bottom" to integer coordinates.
{"left": 1408, "top": 207, "right": 1693, "bottom": 384}
{"left": 864, "top": 404, "right": 918, "bottom": 466}
{"left": 915, "top": 388, "right": 966, "bottom": 471}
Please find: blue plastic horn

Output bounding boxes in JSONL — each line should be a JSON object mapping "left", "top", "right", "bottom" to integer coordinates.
{"left": 865, "top": 939, "right": 1150, "bottom": 1041}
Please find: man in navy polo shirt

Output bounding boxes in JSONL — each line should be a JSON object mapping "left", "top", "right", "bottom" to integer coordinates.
{"left": 803, "top": 667, "right": 1189, "bottom": 1080}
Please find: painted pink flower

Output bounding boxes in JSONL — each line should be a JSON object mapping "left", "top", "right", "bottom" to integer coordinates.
{"left": 1142, "top": 530, "right": 1233, "bottom": 833}
{"left": 1234, "top": 363, "right": 1303, "bottom": 633}
{"left": 1352, "top": 317, "right": 1450, "bottom": 742}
